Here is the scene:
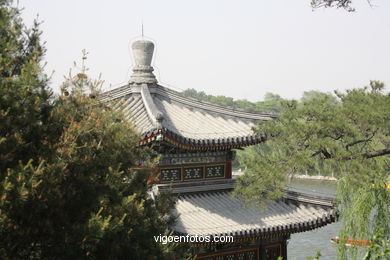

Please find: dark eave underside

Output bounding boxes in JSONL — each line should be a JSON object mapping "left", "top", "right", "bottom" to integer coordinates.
{"left": 139, "top": 128, "right": 267, "bottom": 151}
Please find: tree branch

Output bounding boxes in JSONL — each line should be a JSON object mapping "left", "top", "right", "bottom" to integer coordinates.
{"left": 322, "top": 149, "right": 333, "bottom": 159}
{"left": 364, "top": 148, "right": 390, "bottom": 159}
{"left": 311, "top": 149, "right": 333, "bottom": 158}
{"left": 312, "top": 147, "right": 389, "bottom": 160}
{"left": 345, "top": 129, "right": 377, "bottom": 151}
{"left": 346, "top": 139, "right": 367, "bottom": 150}
{"left": 325, "top": 134, "right": 343, "bottom": 141}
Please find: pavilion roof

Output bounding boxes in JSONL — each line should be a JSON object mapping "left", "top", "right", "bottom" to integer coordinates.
{"left": 101, "top": 83, "right": 275, "bottom": 150}
{"left": 153, "top": 179, "right": 337, "bottom": 240}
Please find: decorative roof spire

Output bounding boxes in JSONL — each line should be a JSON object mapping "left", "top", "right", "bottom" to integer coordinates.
{"left": 129, "top": 39, "right": 157, "bottom": 84}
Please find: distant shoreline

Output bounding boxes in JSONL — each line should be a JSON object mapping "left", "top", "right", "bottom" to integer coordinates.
{"left": 289, "top": 174, "right": 337, "bottom": 181}
{"left": 233, "top": 170, "right": 338, "bottom": 182}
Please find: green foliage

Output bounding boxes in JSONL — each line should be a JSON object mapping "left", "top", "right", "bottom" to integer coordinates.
{"left": 0, "top": 2, "right": 183, "bottom": 259}
{"left": 0, "top": 57, "right": 178, "bottom": 259}
{"left": 301, "top": 90, "right": 338, "bottom": 106}
{"left": 181, "top": 88, "right": 283, "bottom": 113}
{"left": 235, "top": 81, "right": 390, "bottom": 259}
{"left": 0, "top": 0, "right": 52, "bottom": 171}
{"left": 233, "top": 144, "right": 286, "bottom": 207}
{"left": 306, "top": 250, "right": 322, "bottom": 260}
{"left": 363, "top": 232, "right": 390, "bottom": 259}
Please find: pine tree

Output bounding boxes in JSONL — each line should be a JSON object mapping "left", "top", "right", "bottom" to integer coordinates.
{"left": 0, "top": 0, "right": 52, "bottom": 171}
{"left": 235, "top": 82, "right": 390, "bottom": 258}
{"left": 0, "top": 2, "right": 181, "bottom": 259}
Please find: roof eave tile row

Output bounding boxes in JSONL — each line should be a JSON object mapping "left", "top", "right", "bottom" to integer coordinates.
{"left": 172, "top": 212, "right": 337, "bottom": 245}
{"left": 139, "top": 128, "right": 267, "bottom": 150}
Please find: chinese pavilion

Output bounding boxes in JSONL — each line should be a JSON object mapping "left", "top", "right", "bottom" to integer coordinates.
{"left": 101, "top": 39, "right": 337, "bottom": 260}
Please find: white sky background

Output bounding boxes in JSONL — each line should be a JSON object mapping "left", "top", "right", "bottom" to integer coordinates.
{"left": 19, "top": 0, "right": 390, "bottom": 101}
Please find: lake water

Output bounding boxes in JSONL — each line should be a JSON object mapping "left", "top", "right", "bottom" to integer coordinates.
{"left": 287, "top": 179, "right": 341, "bottom": 260}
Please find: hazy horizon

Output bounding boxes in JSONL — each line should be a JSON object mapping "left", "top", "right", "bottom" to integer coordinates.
{"left": 20, "top": 0, "right": 390, "bottom": 102}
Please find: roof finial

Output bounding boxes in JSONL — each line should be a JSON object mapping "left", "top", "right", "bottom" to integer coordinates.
{"left": 141, "top": 21, "right": 144, "bottom": 38}
{"left": 129, "top": 38, "right": 157, "bottom": 84}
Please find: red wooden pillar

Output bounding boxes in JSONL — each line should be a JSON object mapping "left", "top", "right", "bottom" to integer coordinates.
{"left": 226, "top": 160, "right": 232, "bottom": 179}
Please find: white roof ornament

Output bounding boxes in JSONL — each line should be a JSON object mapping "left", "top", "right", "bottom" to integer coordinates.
{"left": 129, "top": 40, "right": 157, "bottom": 84}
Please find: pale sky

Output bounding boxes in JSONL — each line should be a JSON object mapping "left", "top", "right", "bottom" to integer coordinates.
{"left": 20, "top": 0, "right": 390, "bottom": 101}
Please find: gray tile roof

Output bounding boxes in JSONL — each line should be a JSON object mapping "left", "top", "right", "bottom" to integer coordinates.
{"left": 153, "top": 179, "right": 336, "bottom": 239}
{"left": 112, "top": 94, "right": 155, "bottom": 134}
{"left": 171, "top": 190, "right": 335, "bottom": 238}
{"left": 101, "top": 83, "right": 276, "bottom": 149}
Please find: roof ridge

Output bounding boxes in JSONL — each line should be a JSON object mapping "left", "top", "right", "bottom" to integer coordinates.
{"left": 140, "top": 84, "right": 164, "bottom": 128}
{"left": 152, "top": 84, "right": 277, "bottom": 120}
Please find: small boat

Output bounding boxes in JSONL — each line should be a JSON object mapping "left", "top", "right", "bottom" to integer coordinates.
{"left": 331, "top": 237, "right": 371, "bottom": 247}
